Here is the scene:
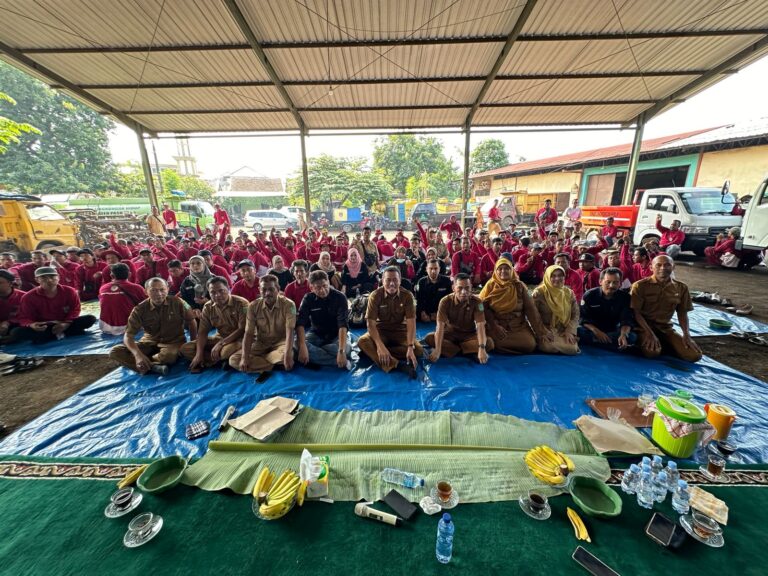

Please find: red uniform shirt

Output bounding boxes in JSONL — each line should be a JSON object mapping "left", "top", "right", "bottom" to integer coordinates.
{"left": 168, "top": 269, "right": 189, "bottom": 295}
{"left": 177, "top": 246, "right": 198, "bottom": 262}
{"left": 98, "top": 280, "right": 147, "bottom": 327}
{"left": 162, "top": 209, "right": 178, "bottom": 228}
{"left": 214, "top": 209, "right": 230, "bottom": 226}
{"left": 0, "top": 288, "right": 26, "bottom": 325}
{"left": 284, "top": 280, "right": 311, "bottom": 309}
{"left": 564, "top": 268, "right": 584, "bottom": 302}
{"left": 479, "top": 251, "right": 500, "bottom": 283}
{"left": 451, "top": 250, "right": 481, "bottom": 280}
{"left": 11, "top": 262, "right": 40, "bottom": 291}
{"left": 578, "top": 267, "right": 601, "bottom": 293}
{"left": 231, "top": 278, "right": 261, "bottom": 302}
{"left": 656, "top": 221, "right": 686, "bottom": 248}
{"left": 17, "top": 285, "right": 81, "bottom": 325}
{"left": 77, "top": 262, "right": 103, "bottom": 301}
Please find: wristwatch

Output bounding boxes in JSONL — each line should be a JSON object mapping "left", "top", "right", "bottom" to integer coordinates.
{"left": 478, "top": 344, "right": 486, "bottom": 349}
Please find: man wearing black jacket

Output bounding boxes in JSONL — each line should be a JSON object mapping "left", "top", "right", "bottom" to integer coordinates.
{"left": 415, "top": 259, "right": 452, "bottom": 322}
{"left": 578, "top": 267, "right": 636, "bottom": 351}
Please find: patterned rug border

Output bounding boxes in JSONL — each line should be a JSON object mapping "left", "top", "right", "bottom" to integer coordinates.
{"left": 608, "top": 468, "right": 768, "bottom": 487}
{"left": 1, "top": 460, "right": 767, "bottom": 487}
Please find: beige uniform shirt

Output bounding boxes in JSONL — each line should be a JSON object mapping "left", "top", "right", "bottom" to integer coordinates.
{"left": 366, "top": 287, "right": 416, "bottom": 333}
{"left": 436, "top": 293, "right": 486, "bottom": 336}
{"left": 199, "top": 295, "right": 249, "bottom": 339}
{"left": 630, "top": 276, "right": 693, "bottom": 328}
{"left": 126, "top": 297, "right": 188, "bottom": 344}
{"left": 245, "top": 295, "right": 297, "bottom": 347}
{"left": 147, "top": 214, "right": 166, "bottom": 235}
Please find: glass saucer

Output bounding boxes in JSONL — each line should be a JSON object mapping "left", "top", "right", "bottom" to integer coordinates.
{"left": 105, "top": 492, "right": 143, "bottom": 518}
{"left": 698, "top": 466, "right": 728, "bottom": 483}
{"left": 253, "top": 495, "right": 296, "bottom": 520}
{"left": 123, "top": 514, "right": 163, "bottom": 548}
{"left": 679, "top": 515, "right": 724, "bottom": 548}
{"left": 518, "top": 496, "right": 551, "bottom": 520}
{"left": 430, "top": 487, "right": 459, "bottom": 510}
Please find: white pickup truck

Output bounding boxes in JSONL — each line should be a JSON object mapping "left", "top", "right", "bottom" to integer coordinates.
{"left": 737, "top": 177, "right": 768, "bottom": 251}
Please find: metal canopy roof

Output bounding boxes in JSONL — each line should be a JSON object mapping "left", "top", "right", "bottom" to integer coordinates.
{"left": 1, "top": 0, "right": 768, "bottom": 135}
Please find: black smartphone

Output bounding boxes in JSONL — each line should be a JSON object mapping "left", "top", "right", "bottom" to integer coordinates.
{"left": 645, "top": 512, "right": 677, "bottom": 547}
{"left": 572, "top": 546, "right": 620, "bottom": 576}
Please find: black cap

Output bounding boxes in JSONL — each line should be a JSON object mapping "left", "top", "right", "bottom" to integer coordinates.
{"left": 139, "top": 248, "right": 152, "bottom": 255}
{"left": 77, "top": 248, "right": 94, "bottom": 256}
{"left": 198, "top": 249, "right": 213, "bottom": 257}
{"left": 236, "top": 259, "right": 255, "bottom": 269}
{"left": 578, "top": 253, "right": 595, "bottom": 262}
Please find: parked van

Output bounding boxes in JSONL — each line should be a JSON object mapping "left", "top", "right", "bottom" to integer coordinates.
{"left": 0, "top": 193, "right": 81, "bottom": 256}
{"left": 244, "top": 210, "right": 297, "bottom": 232}
{"left": 737, "top": 177, "right": 768, "bottom": 251}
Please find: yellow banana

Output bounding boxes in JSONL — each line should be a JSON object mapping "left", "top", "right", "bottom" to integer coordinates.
{"left": 296, "top": 481, "right": 307, "bottom": 506}
{"left": 567, "top": 507, "right": 591, "bottom": 542}
{"left": 269, "top": 478, "right": 300, "bottom": 503}
{"left": 117, "top": 464, "right": 148, "bottom": 489}
{"left": 252, "top": 466, "right": 270, "bottom": 498}
{"left": 259, "top": 500, "right": 292, "bottom": 518}
{"left": 270, "top": 470, "right": 293, "bottom": 494}
{"left": 540, "top": 446, "right": 566, "bottom": 467}
{"left": 561, "top": 453, "right": 576, "bottom": 472}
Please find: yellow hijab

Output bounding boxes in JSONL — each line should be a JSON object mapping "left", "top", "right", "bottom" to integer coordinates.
{"left": 537, "top": 265, "right": 572, "bottom": 327}
{"left": 479, "top": 257, "right": 519, "bottom": 314}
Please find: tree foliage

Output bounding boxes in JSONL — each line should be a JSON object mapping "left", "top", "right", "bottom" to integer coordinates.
{"left": 470, "top": 138, "right": 509, "bottom": 175}
{"left": 286, "top": 154, "right": 392, "bottom": 211}
{"left": 0, "top": 91, "right": 41, "bottom": 154}
{"left": 373, "top": 135, "right": 459, "bottom": 199}
{"left": 113, "top": 163, "right": 215, "bottom": 200}
{"left": 0, "top": 62, "right": 117, "bottom": 194}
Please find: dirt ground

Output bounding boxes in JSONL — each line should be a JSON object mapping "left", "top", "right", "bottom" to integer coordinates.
{"left": 0, "top": 355, "right": 117, "bottom": 437}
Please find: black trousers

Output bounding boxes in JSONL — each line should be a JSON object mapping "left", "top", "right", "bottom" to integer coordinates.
{"left": 9, "top": 315, "right": 97, "bottom": 344}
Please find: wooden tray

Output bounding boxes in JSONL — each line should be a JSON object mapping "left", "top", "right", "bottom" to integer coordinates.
{"left": 585, "top": 397, "right": 654, "bottom": 428}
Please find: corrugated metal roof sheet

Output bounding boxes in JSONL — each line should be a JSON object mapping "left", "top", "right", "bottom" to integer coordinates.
{"left": 471, "top": 127, "right": 720, "bottom": 177}
{"left": 657, "top": 117, "right": 768, "bottom": 148}
{"left": 1, "top": 0, "right": 766, "bottom": 132}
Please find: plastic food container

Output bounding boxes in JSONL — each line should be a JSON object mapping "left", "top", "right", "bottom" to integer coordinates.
{"left": 137, "top": 455, "right": 187, "bottom": 493}
{"left": 568, "top": 476, "right": 622, "bottom": 518}
{"left": 708, "top": 319, "right": 733, "bottom": 331}
{"left": 651, "top": 396, "right": 707, "bottom": 458}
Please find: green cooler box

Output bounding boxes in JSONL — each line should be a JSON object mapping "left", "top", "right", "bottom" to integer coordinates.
{"left": 651, "top": 396, "right": 707, "bottom": 458}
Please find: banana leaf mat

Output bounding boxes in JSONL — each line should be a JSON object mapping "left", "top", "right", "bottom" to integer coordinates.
{"left": 182, "top": 408, "right": 610, "bottom": 501}
{"left": 1, "top": 465, "right": 766, "bottom": 576}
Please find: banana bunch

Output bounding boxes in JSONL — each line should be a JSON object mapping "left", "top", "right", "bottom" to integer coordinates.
{"left": 567, "top": 507, "right": 591, "bottom": 542}
{"left": 117, "top": 464, "right": 148, "bottom": 489}
{"left": 252, "top": 466, "right": 302, "bottom": 520}
{"left": 524, "top": 445, "right": 576, "bottom": 485}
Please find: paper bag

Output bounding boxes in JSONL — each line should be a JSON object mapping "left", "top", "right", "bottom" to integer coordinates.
{"left": 229, "top": 396, "right": 299, "bottom": 441}
{"left": 574, "top": 414, "right": 664, "bottom": 455}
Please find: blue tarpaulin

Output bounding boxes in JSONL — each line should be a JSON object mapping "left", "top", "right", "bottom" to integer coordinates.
{"left": 2, "top": 345, "right": 765, "bottom": 463}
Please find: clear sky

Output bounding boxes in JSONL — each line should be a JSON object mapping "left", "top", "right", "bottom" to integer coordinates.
{"left": 109, "top": 56, "right": 768, "bottom": 181}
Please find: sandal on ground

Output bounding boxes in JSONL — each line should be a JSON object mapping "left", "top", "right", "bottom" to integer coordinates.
{"left": 748, "top": 336, "right": 768, "bottom": 347}
{"left": 735, "top": 304, "right": 754, "bottom": 316}
{"left": 1, "top": 357, "right": 44, "bottom": 375}
{"left": 732, "top": 331, "right": 758, "bottom": 340}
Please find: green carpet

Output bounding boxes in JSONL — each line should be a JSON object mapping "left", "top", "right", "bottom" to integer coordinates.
{"left": 183, "top": 408, "right": 609, "bottom": 500}
{"left": 0, "top": 471, "right": 765, "bottom": 576}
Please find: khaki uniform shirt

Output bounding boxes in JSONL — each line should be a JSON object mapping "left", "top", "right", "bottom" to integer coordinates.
{"left": 366, "top": 287, "right": 416, "bottom": 333}
{"left": 630, "top": 276, "right": 693, "bottom": 329}
{"left": 436, "top": 293, "right": 486, "bottom": 336}
{"left": 200, "top": 295, "right": 248, "bottom": 339}
{"left": 127, "top": 297, "right": 188, "bottom": 344}
{"left": 246, "top": 295, "right": 297, "bottom": 348}
{"left": 147, "top": 214, "right": 166, "bottom": 235}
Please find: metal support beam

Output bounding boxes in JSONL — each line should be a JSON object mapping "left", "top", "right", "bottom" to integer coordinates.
{"left": 18, "top": 28, "right": 768, "bottom": 53}
{"left": 223, "top": 0, "right": 304, "bottom": 130}
{"left": 465, "top": 0, "right": 539, "bottom": 127}
{"left": 0, "top": 40, "right": 154, "bottom": 136}
{"left": 621, "top": 113, "right": 646, "bottom": 205}
{"left": 635, "top": 35, "right": 768, "bottom": 124}
{"left": 136, "top": 132, "right": 160, "bottom": 209}
{"left": 300, "top": 130, "right": 312, "bottom": 230}
{"left": 151, "top": 140, "right": 164, "bottom": 196}
{"left": 460, "top": 122, "right": 471, "bottom": 228}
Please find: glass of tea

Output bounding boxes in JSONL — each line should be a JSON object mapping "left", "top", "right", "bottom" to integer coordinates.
{"left": 707, "top": 453, "right": 726, "bottom": 477}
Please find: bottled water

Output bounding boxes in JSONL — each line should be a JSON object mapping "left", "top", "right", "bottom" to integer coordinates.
{"left": 641, "top": 456, "right": 651, "bottom": 469}
{"left": 651, "top": 455, "right": 664, "bottom": 478}
{"left": 637, "top": 471, "right": 654, "bottom": 509}
{"left": 653, "top": 471, "right": 668, "bottom": 503}
{"left": 671, "top": 480, "right": 691, "bottom": 514}
{"left": 436, "top": 513, "right": 455, "bottom": 564}
{"left": 620, "top": 463, "right": 641, "bottom": 494}
{"left": 664, "top": 461, "right": 680, "bottom": 492}
{"left": 381, "top": 468, "right": 425, "bottom": 488}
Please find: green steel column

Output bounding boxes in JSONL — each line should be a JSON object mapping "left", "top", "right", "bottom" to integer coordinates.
{"left": 461, "top": 123, "right": 471, "bottom": 228}
{"left": 300, "top": 129, "right": 312, "bottom": 227}
{"left": 136, "top": 130, "right": 159, "bottom": 209}
{"left": 621, "top": 113, "right": 646, "bottom": 205}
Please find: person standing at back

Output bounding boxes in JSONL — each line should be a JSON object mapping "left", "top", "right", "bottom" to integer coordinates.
{"left": 162, "top": 203, "right": 178, "bottom": 236}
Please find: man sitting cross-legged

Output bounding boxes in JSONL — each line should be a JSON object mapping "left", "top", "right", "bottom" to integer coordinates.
{"left": 181, "top": 276, "right": 248, "bottom": 373}
{"left": 229, "top": 274, "right": 296, "bottom": 378}
{"left": 357, "top": 266, "right": 422, "bottom": 377}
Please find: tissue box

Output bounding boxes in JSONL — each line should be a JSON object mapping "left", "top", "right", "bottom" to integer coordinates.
{"left": 306, "top": 457, "right": 330, "bottom": 499}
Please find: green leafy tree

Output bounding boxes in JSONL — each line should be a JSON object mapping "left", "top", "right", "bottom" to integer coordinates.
{"left": 114, "top": 164, "right": 214, "bottom": 200}
{"left": 469, "top": 138, "right": 509, "bottom": 175}
{"left": 0, "top": 91, "right": 40, "bottom": 154}
{"left": 373, "top": 135, "right": 459, "bottom": 199}
{"left": 0, "top": 62, "right": 117, "bottom": 194}
{"left": 286, "top": 154, "right": 391, "bottom": 211}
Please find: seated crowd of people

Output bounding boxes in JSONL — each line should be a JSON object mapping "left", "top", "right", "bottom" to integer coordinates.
{"left": 0, "top": 207, "right": 705, "bottom": 379}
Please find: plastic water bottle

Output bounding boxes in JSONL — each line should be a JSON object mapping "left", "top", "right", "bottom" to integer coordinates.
{"left": 664, "top": 461, "right": 680, "bottom": 492}
{"left": 381, "top": 468, "right": 425, "bottom": 488}
{"left": 620, "top": 464, "right": 641, "bottom": 494}
{"left": 637, "top": 471, "right": 654, "bottom": 509}
{"left": 671, "top": 480, "right": 691, "bottom": 514}
{"left": 436, "top": 513, "right": 455, "bottom": 564}
{"left": 651, "top": 455, "right": 663, "bottom": 479}
{"left": 641, "top": 456, "right": 651, "bottom": 470}
{"left": 653, "top": 471, "right": 668, "bottom": 503}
